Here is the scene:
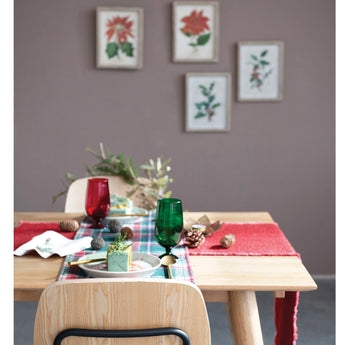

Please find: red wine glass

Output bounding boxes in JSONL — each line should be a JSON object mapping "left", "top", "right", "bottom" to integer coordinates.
{"left": 85, "top": 178, "right": 110, "bottom": 229}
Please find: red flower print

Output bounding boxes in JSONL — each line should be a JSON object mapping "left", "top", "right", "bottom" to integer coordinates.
{"left": 181, "top": 10, "right": 210, "bottom": 36}
{"left": 106, "top": 16, "right": 134, "bottom": 45}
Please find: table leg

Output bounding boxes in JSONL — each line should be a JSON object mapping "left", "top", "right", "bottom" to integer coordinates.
{"left": 225, "top": 291, "right": 264, "bottom": 345}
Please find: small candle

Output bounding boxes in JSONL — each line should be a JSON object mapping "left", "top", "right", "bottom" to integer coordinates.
{"left": 192, "top": 224, "right": 206, "bottom": 233}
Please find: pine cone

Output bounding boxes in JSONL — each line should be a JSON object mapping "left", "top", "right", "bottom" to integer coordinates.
{"left": 59, "top": 220, "right": 79, "bottom": 232}
{"left": 185, "top": 229, "right": 205, "bottom": 248}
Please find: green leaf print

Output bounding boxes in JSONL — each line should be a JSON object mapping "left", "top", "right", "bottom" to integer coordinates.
{"left": 106, "top": 42, "right": 118, "bottom": 58}
{"left": 248, "top": 50, "right": 273, "bottom": 89}
{"left": 260, "top": 60, "right": 270, "bottom": 66}
{"left": 195, "top": 103, "right": 203, "bottom": 110}
{"left": 195, "top": 112, "right": 206, "bottom": 119}
{"left": 121, "top": 42, "right": 134, "bottom": 57}
{"left": 212, "top": 103, "right": 221, "bottom": 109}
{"left": 197, "top": 33, "right": 211, "bottom": 46}
{"left": 194, "top": 82, "right": 221, "bottom": 121}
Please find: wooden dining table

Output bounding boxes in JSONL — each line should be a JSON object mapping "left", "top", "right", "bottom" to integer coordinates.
{"left": 14, "top": 211, "right": 317, "bottom": 345}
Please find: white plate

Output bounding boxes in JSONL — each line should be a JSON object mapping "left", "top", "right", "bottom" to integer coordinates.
{"left": 78, "top": 252, "right": 161, "bottom": 278}
{"left": 104, "top": 207, "right": 149, "bottom": 224}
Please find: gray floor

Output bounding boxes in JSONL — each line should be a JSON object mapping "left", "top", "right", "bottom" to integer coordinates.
{"left": 14, "top": 277, "right": 335, "bottom": 345}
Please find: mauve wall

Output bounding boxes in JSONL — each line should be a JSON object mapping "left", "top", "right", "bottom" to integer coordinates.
{"left": 14, "top": 0, "right": 335, "bottom": 274}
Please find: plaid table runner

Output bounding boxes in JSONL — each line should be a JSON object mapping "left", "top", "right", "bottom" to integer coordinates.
{"left": 58, "top": 214, "right": 194, "bottom": 283}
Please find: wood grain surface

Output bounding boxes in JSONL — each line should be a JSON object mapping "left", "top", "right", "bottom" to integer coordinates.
{"left": 34, "top": 278, "right": 211, "bottom": 345}
{"left": 14, "top": 212, "right": 317, "bottom": 302}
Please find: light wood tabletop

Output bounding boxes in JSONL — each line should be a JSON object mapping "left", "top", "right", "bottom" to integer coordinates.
{"left": 14, "top": 211, "right": 317, "bottom": 345}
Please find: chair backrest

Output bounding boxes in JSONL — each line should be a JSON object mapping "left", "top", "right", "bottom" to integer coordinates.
{"left": 34, "top": 278, "right": 211, "bottom": 345}
{"left": 64, "top": 176, "right": 142, "bottom": 213}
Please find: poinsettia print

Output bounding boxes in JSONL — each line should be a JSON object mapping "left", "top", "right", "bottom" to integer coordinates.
{"left": 173, "top": 3, "right": 219, "bottom": 62}
{"left": 96, "top": 7, "right": 143, "bottom": 69}
{"left": 180, "top": 10, "right": 211, "bottom": 52}
{"left": 105, "top": 16, "right": 135, "bottom": 59}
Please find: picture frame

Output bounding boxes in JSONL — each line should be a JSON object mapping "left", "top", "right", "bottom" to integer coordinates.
{"left": 237, "top": 41, "right": 284, "bottom": 101}
{"left": 185, "top": 73, "right": 231, "bottom": 132}
{"left": 172, "top": 2, "right": 219, "bottom": 63}
{"left": 96, "top": 7, "right": 143, "bottom": 69}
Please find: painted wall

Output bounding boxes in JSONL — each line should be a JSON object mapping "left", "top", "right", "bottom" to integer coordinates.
{"left": 14, "top": 0, "right": 335, "bottom": 274}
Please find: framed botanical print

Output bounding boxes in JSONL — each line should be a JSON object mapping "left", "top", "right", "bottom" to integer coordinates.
{"left": 237, "top": 41, "right": 284, "bottom": 101}
{"left": 172, "top": 2, "right": 219, "bottom": 63}
{"left": 185, "top": 73, "right": 231, "bottom": 132}
{"left": 96, "top": 7, "right": 143, "bottom": 69}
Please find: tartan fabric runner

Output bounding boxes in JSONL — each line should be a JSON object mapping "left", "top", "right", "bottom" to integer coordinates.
{"left": 58, "top": 214, "right": 194, "bottom": 283}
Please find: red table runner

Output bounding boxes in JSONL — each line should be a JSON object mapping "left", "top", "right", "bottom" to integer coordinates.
{"left": 14, "top": 222, "right": 76, "bottom": 251}
{"left": 188, "top": 222, "right": 300, "bottom": 345}
{"left": 188, "top": 222, "right": 297, "bottom": 256}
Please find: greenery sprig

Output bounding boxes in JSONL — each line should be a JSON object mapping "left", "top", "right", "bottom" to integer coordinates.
{"left": 51, "top": 142, "right": 173, "bottom": 210}
{"left": 127, "top": 157, "right": 173, "bottom": 210}
{"left": 108, "top": 234, "right": 132, "bottom": 253}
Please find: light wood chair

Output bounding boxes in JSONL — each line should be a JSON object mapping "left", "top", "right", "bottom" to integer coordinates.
{"left": 64, "top": 176, "right": 142, "bottom": 213}
{"left": 33, "top": 278, "right": 211, "bottom": 345}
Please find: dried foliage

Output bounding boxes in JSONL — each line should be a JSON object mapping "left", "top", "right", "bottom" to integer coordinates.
{"left": 127, "top": 157, "right": 173, "bottom": 210}
{"left": 52, "top": 142, "right": 173, "bottom": 210}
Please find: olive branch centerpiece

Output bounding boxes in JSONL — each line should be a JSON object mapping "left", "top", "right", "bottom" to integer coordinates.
{"left": 52, "top": 142, "right": 173, "bottom": 210}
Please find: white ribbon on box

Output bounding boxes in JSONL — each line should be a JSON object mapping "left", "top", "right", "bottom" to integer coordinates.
{"left": 14, "top": 230, "right": 92, "bottom": 258}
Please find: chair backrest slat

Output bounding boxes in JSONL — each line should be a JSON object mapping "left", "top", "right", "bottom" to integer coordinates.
{"left": 34, "top": 278, "right": 211, "bottom": 345}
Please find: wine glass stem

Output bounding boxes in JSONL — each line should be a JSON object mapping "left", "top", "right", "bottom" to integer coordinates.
{"left": 159, "top": 247, "right": 178, "bottom": 260}
{"left": 93, "top": 218, "right": 104, "bottom": 229}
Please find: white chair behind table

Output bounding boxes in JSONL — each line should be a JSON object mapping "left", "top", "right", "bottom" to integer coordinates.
{"left": 33, "top": 278, "right": 211, "bottom": 345}
{"left": 64, "top": 175, "right": 141, "bottom": 213}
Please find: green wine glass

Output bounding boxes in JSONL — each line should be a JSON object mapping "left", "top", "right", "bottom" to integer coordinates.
{"left": 154, "top": 198, "right": 183, "bottom": 259}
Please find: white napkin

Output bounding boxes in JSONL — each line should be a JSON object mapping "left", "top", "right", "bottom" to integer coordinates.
{"left": 14, "top": 230, "right": 92, "bottom": 258}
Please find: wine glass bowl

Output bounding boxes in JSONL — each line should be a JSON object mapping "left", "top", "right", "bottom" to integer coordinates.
{"left": 154, "top": 198, "right": 183, "bottom": 259}
{"left": 85, "top": 178, "right": 110, "bottom": 229}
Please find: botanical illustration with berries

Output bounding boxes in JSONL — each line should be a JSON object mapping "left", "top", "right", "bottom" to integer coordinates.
{"left": 105, "top": 15, "right": 135, "bottom": 59}
{"left": 248, "top": 50, "right": 273, "bottom": 90}
{"left": 194, "top": 82, "right": 221, "bottom": 121}
{"left": 180, "top": 10, "right": 211, "bottom": 52}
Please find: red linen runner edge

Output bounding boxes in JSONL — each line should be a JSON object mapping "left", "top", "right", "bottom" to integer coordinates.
{"left": 14, "top": 222, "right": 76, "bottom": 251}
{"left": 188, "top": 222, "right": 299, "bottom": 345}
